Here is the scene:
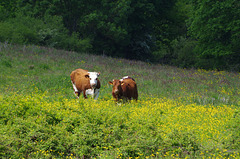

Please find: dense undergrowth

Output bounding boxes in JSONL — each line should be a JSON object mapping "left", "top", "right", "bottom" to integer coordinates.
{"left": 0, "top": 43, "right": 240, "bottom": 158}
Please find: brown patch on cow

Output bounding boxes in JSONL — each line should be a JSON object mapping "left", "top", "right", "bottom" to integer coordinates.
{"left": 70, "top": 68, "right": 98, "bottom": 99}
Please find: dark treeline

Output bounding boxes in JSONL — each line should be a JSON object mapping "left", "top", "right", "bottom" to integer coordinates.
{"left": 0, "top": 0, "right": 239, "bottom": 71}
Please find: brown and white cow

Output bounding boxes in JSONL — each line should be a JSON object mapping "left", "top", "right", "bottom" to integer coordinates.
{"left": 108, "top": 76, "right": 138, "bottom": 102}
{"left": 70, "top": 68, "right": 100, "bottom": 99}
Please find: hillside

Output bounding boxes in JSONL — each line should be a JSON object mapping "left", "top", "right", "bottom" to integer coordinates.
{"left": 0, "top": 43, "right": 240, "bottom": 158}
{"left": 1, "top": 43, "right": 239, "bottom": 105}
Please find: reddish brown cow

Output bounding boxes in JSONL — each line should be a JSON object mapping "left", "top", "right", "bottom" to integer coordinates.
{"left": 70, "top": 68, "right": 100, "bottom": 99}
{"left": 108, "top": 76, "right": 138, "bottom": 102}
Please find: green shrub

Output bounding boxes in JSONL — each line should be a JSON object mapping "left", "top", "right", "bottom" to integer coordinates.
{"left": 0, "top": 16, "right": 40, "bottom": 44}
{"left": 58, "top": 32, "right": 93, "bottom": 53}
{"left": 170, "top": 37, "right": 197, "bottom": 68}
{"left": 0, "top": 14, "right": 92, "bottom": 53}
{"left": 0, "top": 23, "right": 12, "bottom": 42}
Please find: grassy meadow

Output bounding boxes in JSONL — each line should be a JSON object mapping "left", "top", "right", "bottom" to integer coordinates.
{"left": 0, "top": 43, "right": 240, "bottom": 158}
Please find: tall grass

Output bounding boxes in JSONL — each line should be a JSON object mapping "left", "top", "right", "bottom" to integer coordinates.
{"left": 0, "top": 43, "right": 240, "bottom": 158}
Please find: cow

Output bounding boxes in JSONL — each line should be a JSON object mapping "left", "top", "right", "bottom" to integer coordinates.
{"left": 108, "top": 76, "right": 138, "bottom": 102}
{"left": 70, "top": 68, "right": 100, "bottom": 99}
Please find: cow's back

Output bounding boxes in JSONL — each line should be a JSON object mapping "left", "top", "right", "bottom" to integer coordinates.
{"left": 122, "top": 78, "right": 138, "bottom": 100}
{"left": 70, "top": 69, "right": 90, "bottom": 91}
{"left": 70, "top": 69, "right": 88, "bottom": 81}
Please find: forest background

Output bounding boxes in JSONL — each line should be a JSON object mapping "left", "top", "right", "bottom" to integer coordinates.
{"left": 0, "top": 0, "right": 239, "bottom": 71}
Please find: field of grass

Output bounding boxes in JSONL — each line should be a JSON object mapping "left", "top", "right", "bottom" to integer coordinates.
{"left": 0, "top": 42, "right": 240, "bottom": 158}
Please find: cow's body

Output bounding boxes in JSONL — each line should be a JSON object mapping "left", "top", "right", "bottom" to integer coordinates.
{"left": 70, "top": 68, "right": 100, "bottom": 99}
{"left": 109, "top": 76, "right": 138, "bottom": 102}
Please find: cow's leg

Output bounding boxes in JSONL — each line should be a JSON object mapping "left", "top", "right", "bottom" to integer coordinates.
{"left": 76, "top": 92, "right": 81, "bottom": 98}
{"left": 71, "top": 81, "right": 79, "bottom": 98}
{"left": 83, "top": 90, "right": 87, "bottom": 99}
{"left": 94, "top": 89, "right": 100, "bottom": 100}
{"left": 133, "top": 91, "right": 138, "bottom": 101}
{"left": 133, "top": 96, "right": 138, "bottom": 101}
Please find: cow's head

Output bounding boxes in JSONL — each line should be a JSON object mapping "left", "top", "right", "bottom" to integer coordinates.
{"left": 108, "top": 79, "right": 123, "bottom": 95}
{"left": 85, "top": 72, "right": 100, "bottom": 88}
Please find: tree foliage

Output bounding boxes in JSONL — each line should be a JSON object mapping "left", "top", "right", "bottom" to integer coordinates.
{"left": 50, "top": 0, "right": 176, "bottom": 60}
{"left": 0, "top": 0, "right": 239, "bottom": 70}
{"left": 187, "top": 0, "right": 240, "bottom": 69}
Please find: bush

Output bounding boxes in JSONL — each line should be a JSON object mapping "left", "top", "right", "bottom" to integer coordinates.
{"left": 58, "top": 32, "right": 92, "bottom": 53}
{"left": 170, "top": 37, "right": 197, "bottom": 68}
{"left": 151, "top": 37, "right": 197, "bottom": 67}
{"left": 151, "top": 40, "right": 171, "bottom": 64}
{"left": 0, "top": 14, "right": 92, "bottom": 53}
{"left": 0, "top": 15, "right": 40, "bottom": 44}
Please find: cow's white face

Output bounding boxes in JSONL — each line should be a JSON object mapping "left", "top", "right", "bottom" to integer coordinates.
{"left": 88, "top": 72, "right": 100, "bottom": 88}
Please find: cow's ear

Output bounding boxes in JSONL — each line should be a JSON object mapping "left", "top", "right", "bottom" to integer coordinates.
{"left": 85, "top": 74, "right": 89, "bottom": 78}
{"left": 108, "top": 81, "right": 113, "bottom": 85}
